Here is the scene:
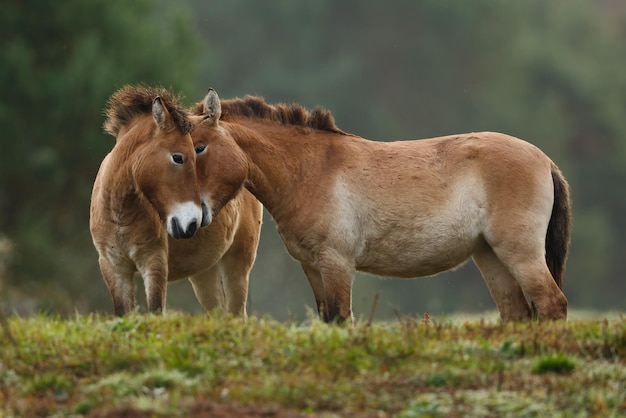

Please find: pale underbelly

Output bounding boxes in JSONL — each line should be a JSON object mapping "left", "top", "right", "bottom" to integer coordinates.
{"left": 354, "top": 233, "right": 482, "bottom": 278}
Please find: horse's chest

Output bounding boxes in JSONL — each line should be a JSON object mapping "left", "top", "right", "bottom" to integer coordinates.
{"left": 276, "top": 228, "right": 310, "bottom": 262}
{"left": 94, "top": 218, "right": 166, "bottom": 267}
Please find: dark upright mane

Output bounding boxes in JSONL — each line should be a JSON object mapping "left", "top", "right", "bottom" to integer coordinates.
{"left": 193, "top": 95, "right": 345, "bottom": 134}
{"left": 104, "top": 85, "right": 192, "bottom": 137}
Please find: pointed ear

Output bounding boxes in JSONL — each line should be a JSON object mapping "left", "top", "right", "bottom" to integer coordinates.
{"left": 152, "top": 96, "right": 171, "bottom": 130}
{"left": 203, "top": 88, "right": 221, "bottom": 124}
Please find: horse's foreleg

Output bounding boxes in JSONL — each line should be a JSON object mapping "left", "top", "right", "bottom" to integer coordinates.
{"left": 302, "top": 255, "right": 354, "bottom": 324}
{"left": 301, "top": 263, "right": 327, "bottom": 319}
{"left": 472, "top": 244, "right": 532, "bottom": 321}
{"left": 144, "top": 276, "right": 167, "bottom": 314}
{"left": 220, "top": 263, "right": 251, "bottom": 319}
{"left": 189, "top": 267, "right": 226, "bottom": 313}
{"left": 99, "top": 257, "right": 136, "bottom": 316}
{"left": 137, "top": 261, "right": 168, "bottom": 314}
{"left": 215, "top": 229, "right": 259, "bottom": 318}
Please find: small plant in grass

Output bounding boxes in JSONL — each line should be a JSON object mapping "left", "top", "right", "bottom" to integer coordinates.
{"left": 532, "top": 353, "right": 576, "bottom": 375}
{"left": 398, "top": 400, "right": 444, "bottom": 418}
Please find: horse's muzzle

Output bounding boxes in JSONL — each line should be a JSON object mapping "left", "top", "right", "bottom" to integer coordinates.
{"left": 170, "top": 217, "right": 198, "bottom": 239}
{"left": 167, "top": 201, "right": 203, "bottom": 239}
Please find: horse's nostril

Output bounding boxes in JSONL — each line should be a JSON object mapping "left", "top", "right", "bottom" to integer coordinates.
{"left": 187, "top": 220, "right": 198, "bottom": 236}
{"left": 170, "top": 218, "right": 197, "bottom": 239}
{"left": 170, "top": 217, "right": 183, "bottom": 239}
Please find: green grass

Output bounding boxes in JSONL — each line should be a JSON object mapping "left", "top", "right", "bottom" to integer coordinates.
{"left": 0, "top": 312, "right": 624, "bottom": 417}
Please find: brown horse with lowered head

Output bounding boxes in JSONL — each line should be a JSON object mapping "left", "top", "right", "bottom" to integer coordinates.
{"left": 190, "top": 88, "right": 571, "bottom": 323}
{"left": 90, "top": 85, "right": 262, "bottom": 316}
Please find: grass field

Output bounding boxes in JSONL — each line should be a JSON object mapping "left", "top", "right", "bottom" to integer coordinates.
{"left": 0, "top": 311, "right": 624, "bottom": 417}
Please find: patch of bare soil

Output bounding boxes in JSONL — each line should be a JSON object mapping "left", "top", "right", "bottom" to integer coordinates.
{"left": 87, "top": 402, "right": 301, "bottom": 418}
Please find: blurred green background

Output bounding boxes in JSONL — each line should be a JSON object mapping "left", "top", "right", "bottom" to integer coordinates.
{"left": 1, "top": 0, "right": 625, "bottom": 320}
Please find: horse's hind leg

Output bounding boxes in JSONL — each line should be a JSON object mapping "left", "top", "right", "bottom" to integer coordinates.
{"left": 472, "top": 243, "right": 532, "bottom": 321}
{"left": 488, "top": 235, "right": 568, "bottom": 320}
{"left": 188, "top": 267, "right": 226, "bottom": 313}
{"left": 502, "top": 255, "right": 567, "bottom": 320}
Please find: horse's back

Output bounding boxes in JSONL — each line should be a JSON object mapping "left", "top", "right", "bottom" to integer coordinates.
{"left": 334, "top": 131, "right": 553, "bottom": 211}
{"left": 385, "top": 131, "right": 552, "bottom": 175}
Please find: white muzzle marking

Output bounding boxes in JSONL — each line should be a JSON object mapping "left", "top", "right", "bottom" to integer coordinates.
{"left": 167, "top": 201, "right": 203, "bottom": 239}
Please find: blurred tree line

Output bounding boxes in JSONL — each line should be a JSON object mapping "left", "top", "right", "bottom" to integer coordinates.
{"left": 1, "top": 0, "right": 625, "bottom": 319}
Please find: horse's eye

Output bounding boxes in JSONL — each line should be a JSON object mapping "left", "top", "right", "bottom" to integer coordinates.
{"left": 172, "top": 154, "right": 184, "bottom": 165}
{"left": 195, "top": 144, "right": 207, "bottom": 154}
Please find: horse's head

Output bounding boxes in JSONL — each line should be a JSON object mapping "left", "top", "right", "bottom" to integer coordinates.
{"left": 104, "top": 86, "right": 205, "bottom": 239}
{"left": 142, "top": 97, "right": 205, "bottom": 238}
{"left": 190, "top": 89, "right": 248, "bottom": 226}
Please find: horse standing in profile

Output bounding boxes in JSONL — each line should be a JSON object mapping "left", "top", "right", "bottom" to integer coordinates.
{"left": 190, "top": 88, "right": 571, "bottom": 323}
{"left": 90, "top": 85, "right": 262, "bottom": 316}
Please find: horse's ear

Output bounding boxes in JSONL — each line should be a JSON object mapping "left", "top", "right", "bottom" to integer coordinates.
{"left": 152, "top": 96, "right": 171, "bottom": 130}
{"left": 203, "top": 88, "right": 221, "bottom": 124}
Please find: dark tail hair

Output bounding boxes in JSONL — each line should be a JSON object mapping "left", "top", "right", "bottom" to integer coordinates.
{"left": 545, "top": 164, "right": 572, "bottom": 289}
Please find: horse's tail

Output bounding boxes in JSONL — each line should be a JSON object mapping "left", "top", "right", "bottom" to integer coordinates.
{"left": 545, "top": 163, "right": 572, "bottom": 289}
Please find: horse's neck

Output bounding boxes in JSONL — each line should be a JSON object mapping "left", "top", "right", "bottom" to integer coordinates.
{"left": 230, "top": 121, "right": 324, "bottom": 221}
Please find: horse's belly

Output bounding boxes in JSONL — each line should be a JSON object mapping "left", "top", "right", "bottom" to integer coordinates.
{"left": 356, "top": 236, "right": 476, "bottom": 278}
{"left": 330, "top": 171, "right": 487, "bottom": 278}
{"left": 353, "top": 212, "right": 484, "bottom": 278}
{"left": 359, "top": 248, "right": 475, "bottom": 278}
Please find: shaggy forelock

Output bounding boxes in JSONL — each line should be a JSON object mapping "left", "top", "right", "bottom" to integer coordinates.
{"left": 103, "top": 85, "right": 192, "bottom": 137}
